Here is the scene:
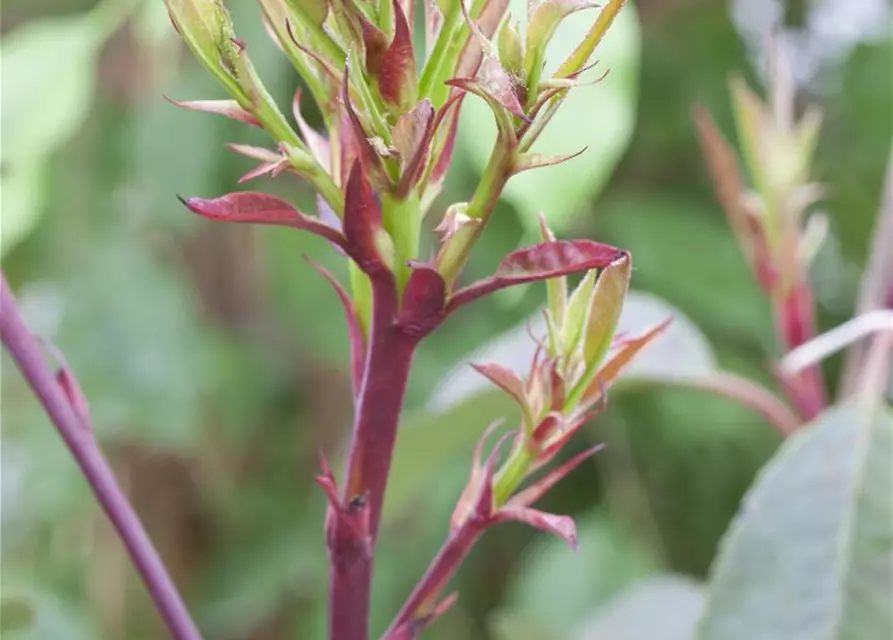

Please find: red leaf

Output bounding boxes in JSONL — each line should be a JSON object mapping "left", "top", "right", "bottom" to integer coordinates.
{"left": 531, "top": 412, "right": 564, "bottom": 446}
{"left": 454, "top": 0, "right": 510, "bottom": 79}
{"left": 470, "top": 362, "right": 528, "bottom": 409}
{"left": 514, "top": 445, "right": 604, "bottom": 507}
{"left": 451, "top": 424, "right": 512, "bottom": 530}
{"left": 379, "top": 0, "right": 417, "bottom": 110}
{"left": 343, "top": 163, "right": 389, "bottom": 276}
{"left": 494, "top": 506, "right": 579, "bottom": 550}
{"left": 316, "top": 452, "right": 341, "bottom": 507}
{"left": 305, "top": 258, "right": 367, "bottom": 396}
{"left": 398, "top": 263, "right": 446, "bottom": 337}
{"left": 341, "top": 65, "right": 389, "bottom": 187}
{"left": 534, "top": 409, "right": 600, "bottom": 469}
{"left": 393, "top": 100, "right": 437, "bottom": 196}
{"left": 179, "top": 192, "right": 347, "bottom": 248}
{"left": 581, "top": 318, "right": 672, "bottom": 405}
{"left": 447, "top": 59, "right": 528, "bottom": 123}
{"left": 360, "top": 16, "right": 390, "bottom": 77}
{"left": 165, "top": 97, "right": 261, "bottom": 128}
{"left": 447, "top": 240, "right": 623, "bottom": 312}
{"left": 429, "top": 97, "right": 463, "bottom": 188}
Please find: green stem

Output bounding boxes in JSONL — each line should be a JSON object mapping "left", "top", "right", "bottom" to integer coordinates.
{"left": 438, "top": 145, "right": 511, "bottom": 286}
{"left": 382, "top": 192, "right": 422, "bottom": 293}
{"left": 493, "top": 442, "right": 534, "bottom": 505}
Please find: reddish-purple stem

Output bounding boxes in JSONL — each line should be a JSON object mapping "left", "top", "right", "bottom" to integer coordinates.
{"left": 0, "top": 273, "right": 201, "bottom": 640}
{"left": 774, "top": 275, "right": 827, "bottom": 420}
{"left": 385, "top": 520, "right": 486, "bottom": 637}
{"left": 328, "top": 275, "right": 418, "bottom": 640}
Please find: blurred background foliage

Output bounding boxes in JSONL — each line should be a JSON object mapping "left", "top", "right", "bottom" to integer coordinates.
{"left": 1, "top": 0, "right": 890, "bottom": 638}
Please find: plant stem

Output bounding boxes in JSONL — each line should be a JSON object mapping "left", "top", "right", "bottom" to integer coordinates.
{"left": 385, "top": 521, "right": 485, "bottom": 636}
{"left": 437, "top": 145, "right": 511, "bottom": 287}
{"left": 774, "top": 276, "right": 827, "bottom": 420}
{"left": 328, "top": 276, "right": 418, "bottom": 640}
{"left": 0, "top": 274, "right": 201, "bottom": 640}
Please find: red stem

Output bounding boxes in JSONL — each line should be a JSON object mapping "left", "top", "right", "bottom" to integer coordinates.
{"left": 328, "top": 276, "right": 418, "bottom": 640}
{"left": 774, "top": 275, "right": 827, "bottom": 420}
{"left": 0, "top": 274, "right": 201, "bottom": 640}
{"left": 385, "top": 521, "right": 485, "bottom": 637}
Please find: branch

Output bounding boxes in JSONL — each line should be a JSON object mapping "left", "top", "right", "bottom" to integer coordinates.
{"left": 0, "top": 272, "right": 201, "bottom": 640}
{"left": 327, "top": 274, "right": 419, "bottom": 640}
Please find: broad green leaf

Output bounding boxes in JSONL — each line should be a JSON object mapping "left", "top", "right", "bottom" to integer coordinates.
{"left": 572, "top": 575, "right": 704, "bottom": 640}
{"left": 456, "top": 0, "right": 640, "bottom": 235}
{"left": 697, "top": 400, "right": 893, "bottom": 640}
{"left": 500, "top": 510, "right": 662, "bottom": 635}
{"left": 0, "top": 1, "right": 131, "bottom": 257}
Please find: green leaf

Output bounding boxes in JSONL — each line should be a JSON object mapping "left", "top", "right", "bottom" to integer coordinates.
{"left": 0, "top": 2, "right": 127, "bottom": 257}
{"left": 697, "top": 399, "right": 893, "bottom": 640}
{"left": 455, "top": 0, "right": 640, "bottom": 235}
{"left": 572, "top": 575, "right": 704, "bottom": 640}
{"left": 501, "top": 510, "right": 662, "bottom": 635}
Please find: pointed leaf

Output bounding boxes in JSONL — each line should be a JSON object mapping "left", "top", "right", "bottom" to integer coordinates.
{"left": 316, "top": 452, "right": 341, "bottom": 506}
{"left": 305, "top": 258, "right": 366, "bottom": 396}
{"left": 525, "top": 0, "right": 598, "bottom": 79}
{"left": 697, "top": 400, "right": 893, "bottom": 640}
{"left": 495, "top": 506, "right": 579, "bottom": 550}
{"left": 293, "top": 88, "right": 332, "bottom": 170}
{"left": 379, "top": 0, "right": 417, "bottom": 110}
{"left": 514, "top": 445, "right": 604, "bottom": 507}
{"left": 454, "top": 0, "right": 511, "bottom": 80}
{"left": 179, "top": 192, "right": 347, "bottom": 247}
{"left": 343, "top": 163, "right": 389, "bottom": 275}
{"left": 581, "top": 317, "right": 670, "bottom": 404}
{"left": 394, "top": 100, "right": 437, "bottom": 195}
{"left": 397, "top": 263, "right": 447, "bottom": 337}
{"left": 166, "top": 97, "right": 261, "bottom": 127}
{"left": 451, "top": 56, "right": 528, "bottom": 122}
{"left": 584, "top": 250, "right": 631, "bottom": 369}
{"left": 341, "top": 65, "right": 389, "bottom": 187}
{"left": 226, "top": 143, "right": 281, "bottom": 162}
{"left": 512, "top": 148, "right": 587, "bottom": 174}
{"left": 471, "top": 362, "right": 529, "bottom": 409}
{"left": 447, "top": 240, "right": 623, "bottom": 312}
{"left": 561, "top": 269, "right": 597, "bottom": 356}
{"left": 498, "top": 19, "right": 525, "bottom": 77}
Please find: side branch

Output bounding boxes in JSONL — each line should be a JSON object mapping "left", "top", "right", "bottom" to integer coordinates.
{"left": 0, "top": 273, "right": 202, "bottom": 640}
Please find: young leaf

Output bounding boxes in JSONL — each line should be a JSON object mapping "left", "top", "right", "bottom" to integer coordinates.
{"left": 561, "top": 269, "right": 597, "bottom": 356}
{"left": 583, "top": 251, "right": 631, "bottom": 369}
{"left": 378, "top": 0, "right": 417, "bottom": 111}
{"left": 343, "top": 163, "right": 390, "bottom": 276}
{"left": 447, "top": 240, "right": 623, "bottom": 312}
{"left": 179, "top": 192, "right": 347, "bottom": 247}
{"left": 165, "top": 97, "right": 262, "bottom": 127}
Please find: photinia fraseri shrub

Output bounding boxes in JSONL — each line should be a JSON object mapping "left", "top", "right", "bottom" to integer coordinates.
{"left": 164, "top": 0, "right": 651, "bottom": 637}
{"left": 0, "top": 0, "right": 669, "bottom": 638}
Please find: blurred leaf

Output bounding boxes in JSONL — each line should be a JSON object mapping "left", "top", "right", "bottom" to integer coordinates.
{"left": 0, "top": 1, "right": 130, "bottom": 257}
{"left": 572, "top": 575, "right": 704, "bottom": 640}
{"left": 697, "top": 399, "right": 893, "bottom": 640}
{"left": 12, "top": 238, "right": 217, "bottom": 448}
{"left": 596, "top": 194, "right": 774, "bottom": 344}
{"left": 386, "top": 291, "right": 715, "bottom": 520}
{"left": 456, "top": 0, "right": 640, "bottom": 236}
{"left": 0, "top": 584, "right": 95, "bottom": 640}
{"left": 500, "top": 510, "right": 662, "bottom": 635}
